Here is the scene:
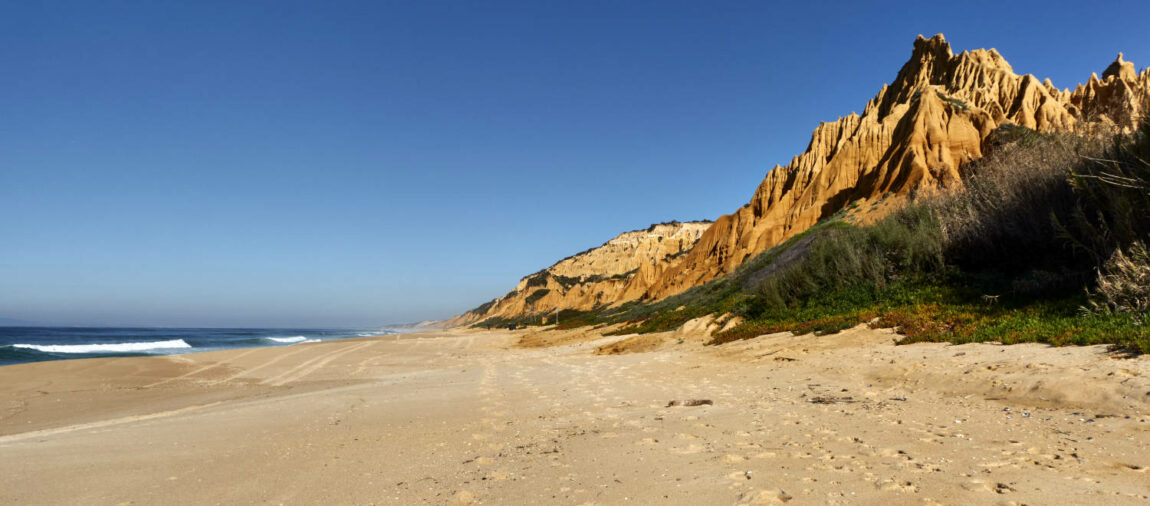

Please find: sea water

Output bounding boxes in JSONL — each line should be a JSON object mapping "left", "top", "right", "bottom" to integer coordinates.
{"left": 0, "top": 327, "right": 397, "bottom": 366}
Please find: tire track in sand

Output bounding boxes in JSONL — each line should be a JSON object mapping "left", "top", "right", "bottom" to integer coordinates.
{"left": 210, "top": 345, "right": 316, "bottom": 385}
{"left": 0, "top": 401, "right": 226, "bottom": 445}
{"left": 143, "top": 348, "right": 263, "bottom": 389}
{"left": 262, "top": 342, "right": 375, "bottom": 387}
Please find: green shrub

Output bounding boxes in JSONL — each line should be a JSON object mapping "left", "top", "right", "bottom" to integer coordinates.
{"left": 740, "top": 204, "right": 944, "bottom": 318}
{"left": 935, "top": 91, "right": 969, "bottom": 111}
{"left": 935, "top": 131, "right": 1101, "bottom": 278}
{"left": 468, "top": 297, "right": 498, "bottom": 317}
{"left": 524, "top": 289, "right": 551, "bottom": 305}
{"left": 524, "top": 272, "right": 548, "bottom": 288}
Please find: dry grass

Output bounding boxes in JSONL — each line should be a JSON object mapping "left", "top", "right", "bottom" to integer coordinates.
{"left": 1089, "top": 242, "right": 1150, "bottom": 313}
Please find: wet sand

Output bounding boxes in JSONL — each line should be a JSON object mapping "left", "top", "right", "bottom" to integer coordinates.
{"left": 1, "top": 326, "right": 1148, "bottom": 504}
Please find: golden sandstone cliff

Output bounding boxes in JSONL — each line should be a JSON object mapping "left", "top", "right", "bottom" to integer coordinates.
{"left": 452, "top": 222, "right": 711, "bottom": 325}
{"left": 460, "top": 34, "right": 1150, "bottom": 323}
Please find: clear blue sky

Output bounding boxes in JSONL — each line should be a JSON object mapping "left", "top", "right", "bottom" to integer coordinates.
{"left": 3, "top": 1, "right": 1148, "bottom": 327}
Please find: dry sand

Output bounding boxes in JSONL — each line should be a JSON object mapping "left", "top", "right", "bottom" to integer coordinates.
{"left": 1, "top": 325, "right": 1149, "bottom": 505}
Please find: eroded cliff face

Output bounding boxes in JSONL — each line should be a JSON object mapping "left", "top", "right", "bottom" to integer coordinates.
{"left": 456, "top": 34, "right": 1150, "bottom": 324}
{"left": 629, "top": 34, "right": 1150, "bottom": 302}
{"left": 450, "top": 222, "right": 710, "bottom": 325}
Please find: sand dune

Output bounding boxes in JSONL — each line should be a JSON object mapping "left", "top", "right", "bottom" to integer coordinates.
{"left": 1, "top": 327, "right": 1148, "bottom": 504}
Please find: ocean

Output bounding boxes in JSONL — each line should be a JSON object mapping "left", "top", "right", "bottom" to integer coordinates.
{"left": 0, "top": 327, "right": 397, "bottom": 367}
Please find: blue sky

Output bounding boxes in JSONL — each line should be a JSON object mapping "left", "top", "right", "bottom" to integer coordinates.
{"left": 3, "top": 1, "right": 1148, "bottom": 327}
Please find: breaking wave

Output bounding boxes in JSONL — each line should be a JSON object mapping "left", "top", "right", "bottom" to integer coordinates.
{"left": 266, "top": 336, "right": 310, "bottom": 343}
{"left": 10, "top": 339, "right": 192, "bottom": 354}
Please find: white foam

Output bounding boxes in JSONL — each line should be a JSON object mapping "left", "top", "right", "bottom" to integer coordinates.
{"left": 13, "top": 339, "right": 192, "bottom": 354}
{"left": 266, "top": 336, "right": 309, "bottom": 343}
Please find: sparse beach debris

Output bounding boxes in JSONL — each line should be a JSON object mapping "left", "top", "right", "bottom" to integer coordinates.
{"left": 666, "top": 399, "right": 713, "bottom": 407}
{"left": 807, "top": 396, "right": 855, "bottom": 405}
{"left": 994, "top": 482, "right": 1016, "bottom": 494}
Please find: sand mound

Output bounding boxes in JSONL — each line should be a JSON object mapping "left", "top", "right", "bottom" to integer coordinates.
{"left": 515, "top": 324, "right": 621, "bottom": 348}
{"left": 593, "top": 333, "right": 668, "bottom": 355}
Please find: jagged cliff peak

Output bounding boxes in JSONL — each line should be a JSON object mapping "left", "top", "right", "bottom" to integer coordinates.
{"left": 1104, "top": 52, "right": 1137, "bottom": 81}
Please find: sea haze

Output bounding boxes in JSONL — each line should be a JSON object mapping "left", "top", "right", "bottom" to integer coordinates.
{"left": 0, "top": 327, "right": 398, "bottom": 366}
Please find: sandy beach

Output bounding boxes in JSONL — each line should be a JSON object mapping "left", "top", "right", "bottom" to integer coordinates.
{"left": 2, "top": 325, "right": 1149, "bottom": 505}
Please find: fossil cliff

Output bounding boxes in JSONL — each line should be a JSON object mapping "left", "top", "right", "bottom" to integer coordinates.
{"left": 460, "top": 34, "right": 1150, "bottom": 323}
{"left": 450, "top": 222, "right": 711, "bottom": 325}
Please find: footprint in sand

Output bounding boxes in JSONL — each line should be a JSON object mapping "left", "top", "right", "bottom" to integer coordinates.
{"left": 453, "top": 490, "right": 476, "bottom": 504}
{"left": 670, "top": 443, "right": 707, "bottom": 455}
{"left": 961, "top": 479, "right": 1019, "bottom": 494}
{"left": 487, "top": 470, "right": 511, "bottom": 481}
{"left": 736, "top": 488, "right": 793, "bottom": 504}
{"left": 727, "top": 470, "right": 752, "bottom": 481}
{"left": 875, "top": 479, "right": 918, "bottom": 493}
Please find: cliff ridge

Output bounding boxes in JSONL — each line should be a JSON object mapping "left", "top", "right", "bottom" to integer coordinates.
{"left": 457, "top": 35, "right": 1150, "bottom": 324}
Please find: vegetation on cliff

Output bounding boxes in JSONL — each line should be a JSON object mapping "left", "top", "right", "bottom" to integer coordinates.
{"left": 460, "top": 35, "right": 1150, "bottom": 327}
{"left": 622, "top": 35, "right": 1150, "bottom": 305}
{"left": 490, "top": 121, "right": 1150, "bottom": 353}
{"left": 462, "top": 35, "right": 1150, "bottom": 353}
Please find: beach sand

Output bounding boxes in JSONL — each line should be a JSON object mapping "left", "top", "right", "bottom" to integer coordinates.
{"left": 2, "top": 325, "right": 1149, "bottom": 504}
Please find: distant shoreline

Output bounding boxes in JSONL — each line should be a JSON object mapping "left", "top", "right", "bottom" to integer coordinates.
{"left": 0, "top": 326, "right": 401, "bottom": 367}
